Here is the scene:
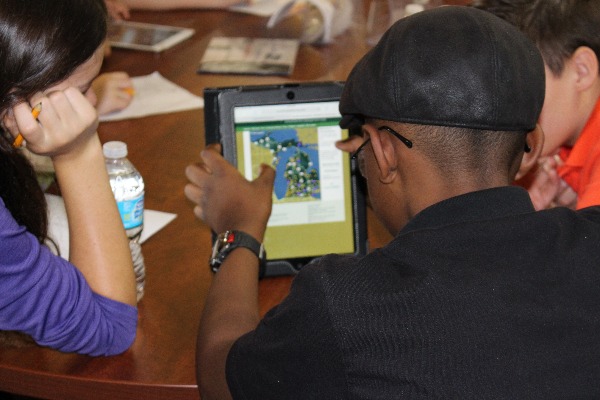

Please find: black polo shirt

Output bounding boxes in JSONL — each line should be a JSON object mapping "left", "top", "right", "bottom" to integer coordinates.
{"left": 226, "top": 186, "right": 600, "bottom": 399}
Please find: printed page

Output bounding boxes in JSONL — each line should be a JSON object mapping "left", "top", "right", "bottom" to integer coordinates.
{"left": 198, "top": 37, "right": 299, "bottom": 76}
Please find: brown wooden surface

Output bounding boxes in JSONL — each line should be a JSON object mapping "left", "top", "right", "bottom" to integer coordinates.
{"left": 0, "top": 2, "right": 466, "bottom": 398}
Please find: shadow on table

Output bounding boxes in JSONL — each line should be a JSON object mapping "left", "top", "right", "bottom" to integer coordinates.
{"left": 0, "top": 392, "right": 41, "bottom": 400}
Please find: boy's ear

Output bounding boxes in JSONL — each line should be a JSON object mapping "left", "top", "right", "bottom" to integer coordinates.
{"left": 366, "top": 124, "right": 398, "bottom": 184}
{"left": 572, "top": 46, "right": 599, "bottom": 91}
{"left": 515, "top": 124, "right": 544, "bottom": 181}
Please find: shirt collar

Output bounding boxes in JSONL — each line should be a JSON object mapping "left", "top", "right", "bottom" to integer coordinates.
{"left": 399, "top": 186, "right": 535, "bottom": 235}
{"left": 559, "top": 97, "right": 600, "bottom": 169}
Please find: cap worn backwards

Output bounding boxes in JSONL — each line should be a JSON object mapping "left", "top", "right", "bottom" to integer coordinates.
{"left": 339, "top": 6, "right": 545, "bottom": 132}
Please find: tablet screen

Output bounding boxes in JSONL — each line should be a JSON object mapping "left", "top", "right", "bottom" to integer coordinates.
{"left": 233, "top": 101, "right": 356, "bottom": 260}
{"left": 110, "top": 24, "right": 176, "bottom": 47}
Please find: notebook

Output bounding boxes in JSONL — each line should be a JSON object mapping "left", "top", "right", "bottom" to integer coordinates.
{"left": 204, "top": 82, "right": 367, "bottom": 276}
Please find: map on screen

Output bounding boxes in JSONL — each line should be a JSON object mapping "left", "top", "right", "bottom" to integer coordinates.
{"left": 249, "top": 128, "right": 320, "bottom": 201}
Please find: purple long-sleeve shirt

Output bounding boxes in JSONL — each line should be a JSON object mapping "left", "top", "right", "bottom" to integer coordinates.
{"left": 0, "top": 198, "right": 137, "bottom": 356}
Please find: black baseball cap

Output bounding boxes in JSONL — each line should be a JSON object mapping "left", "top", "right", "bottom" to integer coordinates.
{"left": 339, "top": 6, "right": 545, "bottom": 132}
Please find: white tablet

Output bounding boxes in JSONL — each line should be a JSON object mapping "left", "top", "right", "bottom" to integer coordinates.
{"left": 204, "top": 82, "right": 367, "bottom": 276}
{"left": 108, "top": 21, "right": 195, "bottom": 52}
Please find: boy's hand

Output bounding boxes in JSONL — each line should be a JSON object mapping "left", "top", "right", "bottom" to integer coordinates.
{"left": 184, "top": 144, "right": 275, "bottom": 241}
{"left": 527, "top": 155, "right": 577, "bottom": 210}
{"left": 551, "top": 178, "right": 577, "bottom": 209}
{"left": 335, "top": 134, "right": 363, "bottom": 153}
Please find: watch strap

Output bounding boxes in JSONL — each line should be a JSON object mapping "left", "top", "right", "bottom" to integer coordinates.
{"left": 210, "top": 230, "right": 266, "bottom": 278}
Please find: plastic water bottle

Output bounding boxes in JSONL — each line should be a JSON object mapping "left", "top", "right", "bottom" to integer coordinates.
{"left": 103, "top": 141, "right": 146, "bottom": 302}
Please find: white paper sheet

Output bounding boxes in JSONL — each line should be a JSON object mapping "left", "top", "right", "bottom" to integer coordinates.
{"left": 46, "top": 194, "right": 177, "bottom": 260}
{"left": 99, "top": 71, "right": 204, "bottom": 122}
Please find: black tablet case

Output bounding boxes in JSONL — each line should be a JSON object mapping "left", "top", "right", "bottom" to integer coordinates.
{"left": 204, "top": 82, "right": 367, "bottom": 277}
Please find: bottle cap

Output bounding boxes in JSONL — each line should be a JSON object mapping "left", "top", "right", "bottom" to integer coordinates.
{"left": 103, "top": 141, "right": 128, "bottom": 159}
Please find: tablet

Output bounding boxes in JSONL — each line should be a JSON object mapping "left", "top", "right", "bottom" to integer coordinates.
{"left": 108, "top": 20, "right": 195, "bottom": 52}
{"left": 204, "top": 82, "right": 367, "bottom": 276}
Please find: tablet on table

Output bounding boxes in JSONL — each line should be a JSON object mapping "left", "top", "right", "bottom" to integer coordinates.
{"left": 204, "top": 82, "right": 368, "bottom": 277}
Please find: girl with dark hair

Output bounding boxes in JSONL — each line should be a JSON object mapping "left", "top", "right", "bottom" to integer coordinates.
{"left": 0, "top": 0, "right": 137, "bottom": 356}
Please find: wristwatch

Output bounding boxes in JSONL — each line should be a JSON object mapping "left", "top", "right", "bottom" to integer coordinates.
{"left": 210, "top": 230, "right": 266, "bottom": 278}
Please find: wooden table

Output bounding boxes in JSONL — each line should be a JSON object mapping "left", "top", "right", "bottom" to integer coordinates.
{"left": 0, "top": 2, "right": 465, "bottom": 398}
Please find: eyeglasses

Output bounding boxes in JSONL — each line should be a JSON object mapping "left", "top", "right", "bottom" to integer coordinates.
{"left": 351, "top": 125, "right": 413, "bottom": 160}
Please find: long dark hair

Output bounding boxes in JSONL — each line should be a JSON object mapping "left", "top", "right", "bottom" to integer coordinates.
{"left": 0, "top": 0, "right": 107, "bottom": 241}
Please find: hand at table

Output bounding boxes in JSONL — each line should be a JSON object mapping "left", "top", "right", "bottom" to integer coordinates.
{"left": 7, "top": 88, "right": 99, "bottom": 158}
{"left": 184, "top": 144, "right": 275, "bottom": 241}
{"left": 92, "top": 72, "right": 135, "bottom": 116}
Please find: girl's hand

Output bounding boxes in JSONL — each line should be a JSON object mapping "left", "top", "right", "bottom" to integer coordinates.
{"left": 105, "top": 0, "right": 131, "bottom": 20}
{"left": 11, "top": 88, "right": 99, "bottom": 158}
{"left": 92, "top": 72, "right": 135, "bottom": 116}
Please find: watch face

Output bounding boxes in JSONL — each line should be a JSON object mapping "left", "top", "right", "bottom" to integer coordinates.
{"left": 210, "top": 231, "right": 233, "bottom": 269}
{"left": 209, "top": 230, "right": 265, "bottom": 273}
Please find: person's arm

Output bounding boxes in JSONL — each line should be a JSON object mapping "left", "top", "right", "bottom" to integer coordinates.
{"left": 122, "top": 0, "right": 247, "bottom": 10}
{"left": 196, "top": 249, "right": 261, "bottom": 400}
{"left": 0, "top": 198, "right": 137, "bottom": 355}
{"left": 184, "top": 145, "right": 275, "bottom": 400}
{"left": 12, "top": 87, "right": 136, "bottom": 306}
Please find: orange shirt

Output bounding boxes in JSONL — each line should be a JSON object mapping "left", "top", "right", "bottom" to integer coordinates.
{"left": 558, "top": 97, "right": 600, "bottom": 209}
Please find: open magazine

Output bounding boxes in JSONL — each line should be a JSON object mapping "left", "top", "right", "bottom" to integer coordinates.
{"left": 198, "top": 37, "right": 299, "bottom": 76}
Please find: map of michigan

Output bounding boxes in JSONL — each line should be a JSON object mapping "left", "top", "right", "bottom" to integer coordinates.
{"left": 250, "top": 128, "right": 321, "bottom": 201}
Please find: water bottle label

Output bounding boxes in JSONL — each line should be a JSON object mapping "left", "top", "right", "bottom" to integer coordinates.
{"left": 117, "top": 196, "right": 144, "bottom": 230}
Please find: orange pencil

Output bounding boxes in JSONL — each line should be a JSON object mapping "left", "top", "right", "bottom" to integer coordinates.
{"left": 123, "top": 87, "right": 135, "bottom": 96}
{"left": 12, "top": 102, "right": 43, "bottom": 148}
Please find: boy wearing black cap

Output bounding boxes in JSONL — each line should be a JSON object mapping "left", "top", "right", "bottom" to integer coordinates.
{"left": 186, "top": 6, "right": 600, "bottom": 399}
{"left": 472, "top": 0, "right": 600, "bottom": 210}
